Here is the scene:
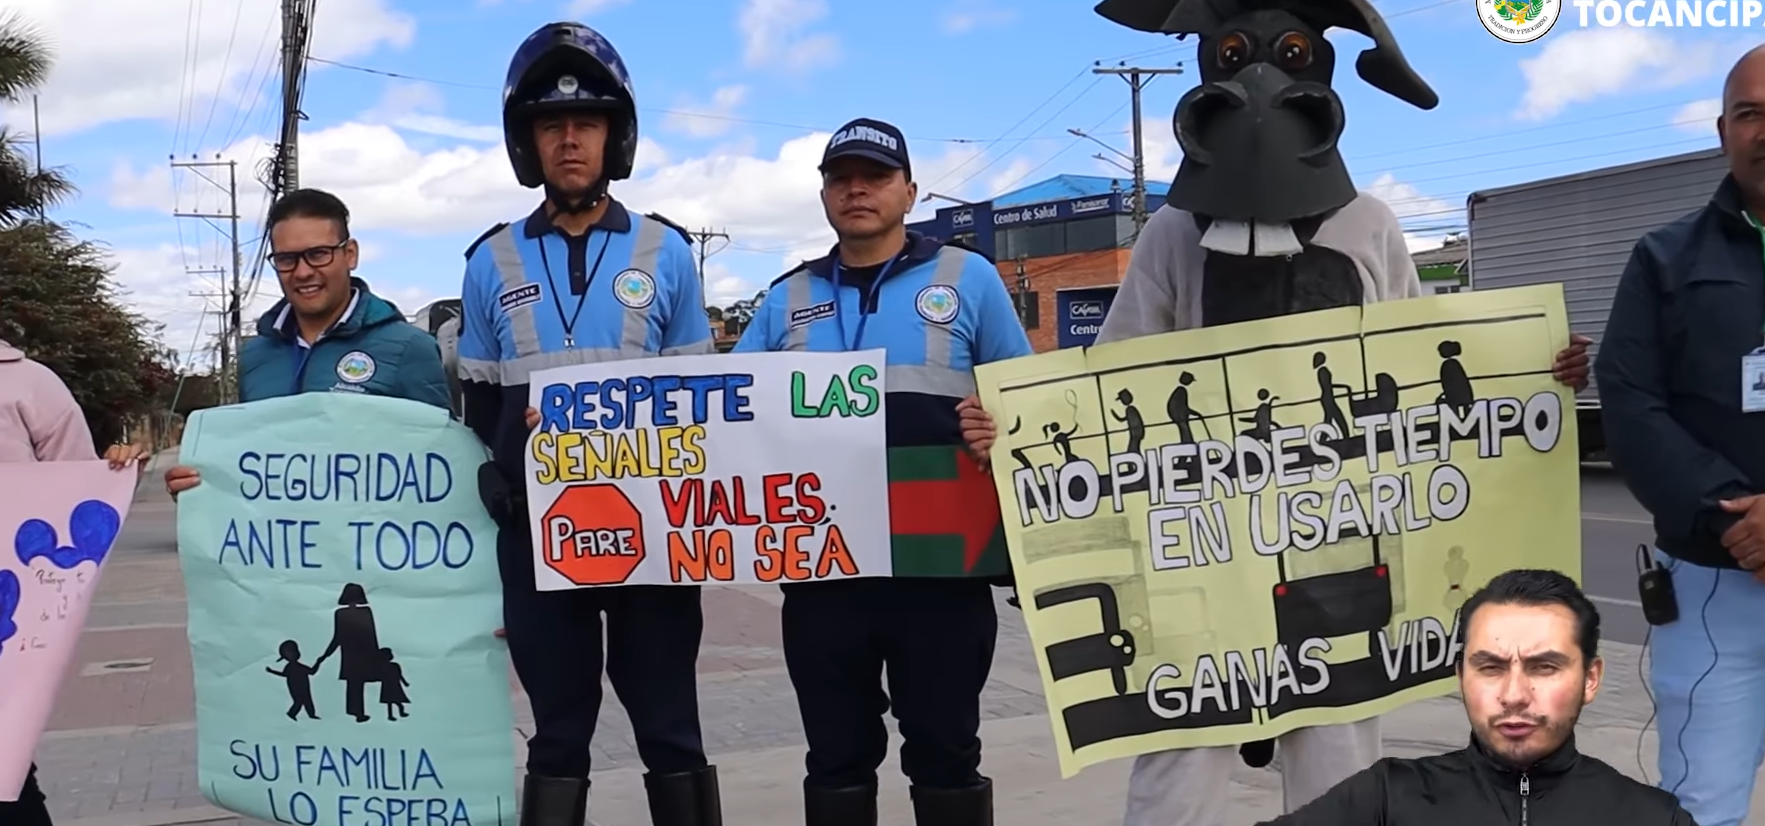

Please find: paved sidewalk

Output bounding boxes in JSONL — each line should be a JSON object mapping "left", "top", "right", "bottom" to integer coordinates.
{"left": 31, "top": 465, "right": 1765, "bottom": 825}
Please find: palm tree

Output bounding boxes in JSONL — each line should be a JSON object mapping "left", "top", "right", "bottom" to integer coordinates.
{"left": 0, "top": 11, "right": 72, "bottom": 226}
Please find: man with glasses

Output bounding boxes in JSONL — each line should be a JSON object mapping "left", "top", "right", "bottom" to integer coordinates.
{"left": 163, "top": 188, "right": 450, "bottom": 497}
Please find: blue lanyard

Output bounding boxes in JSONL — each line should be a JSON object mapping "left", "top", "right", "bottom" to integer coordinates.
{"left": 290, "top": 344, "right": 314, "bottom": 394}
{"left": 831, "top": 257, "right": 897, "bottom": 351}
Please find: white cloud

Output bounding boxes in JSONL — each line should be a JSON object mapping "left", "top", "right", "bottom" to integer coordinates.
{"left": 1515, "top": 29, "right": 1723, "bottom": 120}
{"left": 661, "top": 85, "right": 750, "bottom": 138}
{"left": 360, "top": 80, "right": 502, "bottom": 143}
{"left": 1364, "top": 172, "right": 1460, "bottom": 252}
{"left": 0, "top": 0, "right": 413, "bottom": 140}
{"left": 106, "top": 117, "right": 1000, "bottom": 322}
{"left": 1675, "top": 97, "right": 1721, "bottom": 134}
{"left": 942, "top": 1, "right": 1016, "bottom": 34}
{"left": 738, "top": 0, "right": 841, "bottom": 72}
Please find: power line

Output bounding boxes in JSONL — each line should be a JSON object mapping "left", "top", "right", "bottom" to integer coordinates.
{"left": 171, "top": 157, "right": 244, "bottom": 402}
{"left": 301, "top": 55, "right": 1122, "bottom": 145}
{"left": 687, "top": 228, "right": 731, "bottom": 280}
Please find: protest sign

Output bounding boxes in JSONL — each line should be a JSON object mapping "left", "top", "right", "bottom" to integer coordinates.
{"left": 177, "top": 393, "right": 515, "bottom": 825}
{"left": 523, "top": 350, "right": 892, "bottom": 588}
{"left": 0, "top": 462, "right": 135, "bottom": 800}
{"left": 523, "top": 351, "right": 1015, "bottom": 589}
{"left": 973, "top": 284, "right": 1583, "bottom": 777}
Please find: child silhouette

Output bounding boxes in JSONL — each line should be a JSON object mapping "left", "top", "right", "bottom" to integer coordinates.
{"left": 379, "top": 647, "right": 411, "bottom": 720}
{"left": 266, "top": 640, "right": 319, "bottom": 720}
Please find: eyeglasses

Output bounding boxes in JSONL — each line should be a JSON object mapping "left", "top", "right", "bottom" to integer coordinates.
{"left": 267, "top": 241, "right": 348, "bottom": 272}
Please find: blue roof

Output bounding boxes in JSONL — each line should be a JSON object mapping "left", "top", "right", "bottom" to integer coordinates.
{"left": 989, "top": 174, "right": 1171, "bottom": 208}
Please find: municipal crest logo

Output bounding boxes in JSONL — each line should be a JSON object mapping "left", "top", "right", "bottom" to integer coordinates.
{"left": 1479, "top": 0, "right": 1559, "bottom": 43}
{"left": 916, "top": 285, "right": 960, "bottom": 325}
{"left": 335, "top": 351, "right": 376, "bottom": 384}
{"left": 613, "top": 269, "right": 656, "bottom": 309}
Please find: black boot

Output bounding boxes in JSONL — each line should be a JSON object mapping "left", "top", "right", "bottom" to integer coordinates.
{"left": 804, "top": 783, "right": 877, "bottom": 826}
{"left": 909, "top": 779, "right": 992, "bottom": 826}
{"left": 1240, "top": 739, "right": 1276, "bottom": 768}
{"left": 643, "top": 765, "right": 722, "bottom": 825}
{"left": 519, "top": 774, "right": 590, "bottom": 826}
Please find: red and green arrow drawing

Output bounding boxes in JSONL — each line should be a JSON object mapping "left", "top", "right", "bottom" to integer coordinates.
{"left": 887, "top": 445, "right": 1011, "bottom": 578}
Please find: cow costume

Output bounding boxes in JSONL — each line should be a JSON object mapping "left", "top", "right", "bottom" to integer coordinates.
{"left": 1089, "top": 0, "right": 1437, "bottom": 823}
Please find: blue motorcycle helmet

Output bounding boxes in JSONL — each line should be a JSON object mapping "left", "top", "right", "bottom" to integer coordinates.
{"left": 502, "top": 22, "right": 639, "bottom": 211}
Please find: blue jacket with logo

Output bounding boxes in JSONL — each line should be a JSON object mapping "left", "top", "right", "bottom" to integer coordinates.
{"left": 455, "top": 200, "right": 714, "bottom": 485}
{"left": 238, "top": 277, "right": 451, "bottom": 409}
{"left": 732, "top": 232, "right": 1033, "bottom": 448}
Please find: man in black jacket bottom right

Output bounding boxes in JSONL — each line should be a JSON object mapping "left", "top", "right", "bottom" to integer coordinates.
{"left": 1256, "top": 568, "right": 1697, "bottom": 826}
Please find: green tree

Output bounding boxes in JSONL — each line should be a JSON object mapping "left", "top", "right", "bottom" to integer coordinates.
{"left": 0, "top": 12, "right": 71, "bottom": 225}
{"left": 0, "top": 12, "right": 177, "bottom": 447}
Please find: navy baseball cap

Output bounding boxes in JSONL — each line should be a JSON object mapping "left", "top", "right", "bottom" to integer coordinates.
{"left": 819, "top": 118, "right": 911, "bottom": 180}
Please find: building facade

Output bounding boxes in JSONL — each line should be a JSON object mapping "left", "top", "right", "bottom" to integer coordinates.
{"left": 908, "top": 174, "right": 1168, "bottom": 353}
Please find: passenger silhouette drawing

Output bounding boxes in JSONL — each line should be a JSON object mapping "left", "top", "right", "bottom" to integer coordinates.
{"left": 379, "top": 647, "right": 411, "bottom": 720}
{"left": 1045, "top": 421, "right": 1079, "bottom": 464}
{"left": 315, "top": 583, "right": 381, "bottom": 723}
{"left": 1007, "top": 416, "right": 1032, "bottom": 472}
{"left": 267, "top": 639, "right": 319, "bottom": 721}
{"left": 1312, "top": 352, "right": 1353, "bottom": 440}
{"left": 1112, "top": 388, "right": 1146, "bottom": 454}
{"left": 1239, "top": 388, "right": 1281, "bottom": 443}
{"left": 1165, "top": 371, "right": 1211, "bottom": 443}
{"left": 1435, "top": 340, "right": 1475, "bottom": 417}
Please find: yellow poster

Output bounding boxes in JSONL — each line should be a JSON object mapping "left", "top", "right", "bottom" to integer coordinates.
{"left": 973, "top": 284, "right": 1583, "bottom": 778}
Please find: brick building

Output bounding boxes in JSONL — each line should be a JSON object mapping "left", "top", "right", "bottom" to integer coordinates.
{"left": 908, "top": 174, "right": 1169, "bottom": 353}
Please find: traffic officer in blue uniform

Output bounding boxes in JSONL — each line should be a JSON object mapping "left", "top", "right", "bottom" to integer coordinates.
{"left": 453, "top": 21, "right": 722, "bottom": 826}
{"left": 732, "top": 118, "right": 1033, "bottom": 826}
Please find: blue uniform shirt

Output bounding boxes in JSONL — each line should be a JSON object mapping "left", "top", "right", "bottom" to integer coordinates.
{"left": 456, "top": 199, "right": 714, "bottom": 480}
{"left": 733, "top": 232, "right": 1032, "bottom": 447}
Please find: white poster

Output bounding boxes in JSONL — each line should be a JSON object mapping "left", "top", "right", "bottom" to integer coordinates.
{"left": 524, "top": 349, "right": 891, "bottom": 589}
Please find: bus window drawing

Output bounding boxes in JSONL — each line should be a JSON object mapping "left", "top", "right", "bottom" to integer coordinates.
{"left": 995, "top": 308, "right": 1555, "bottom": 753}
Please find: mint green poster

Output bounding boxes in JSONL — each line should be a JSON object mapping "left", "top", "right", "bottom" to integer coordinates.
{"left": 177, "top": 393, "right": 515, "bottom": 826}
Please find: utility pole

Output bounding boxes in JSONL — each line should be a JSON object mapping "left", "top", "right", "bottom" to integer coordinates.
{"left": 687, "top": 228, "right": 730, "bottom": 280}
{"left": 1091, "top": 63, "right": 1184, "bottom": 231}
{"left": 273, "top": 0, "right": 311, "bottom": 195}
{"left": 173, "top": 158, "right": 243, "bottom": 403}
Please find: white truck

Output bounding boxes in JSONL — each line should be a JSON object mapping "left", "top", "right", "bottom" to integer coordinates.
{"left": 1465, "top": 147, "right": 1729, "bottom": 460}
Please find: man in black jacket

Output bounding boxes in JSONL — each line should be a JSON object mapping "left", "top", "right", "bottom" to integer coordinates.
{"left": 1254, "top": 569, "right": 1697, "bottom": 826}
{"left": 1594, "top": 44, "right": 1765, "bottom": 826}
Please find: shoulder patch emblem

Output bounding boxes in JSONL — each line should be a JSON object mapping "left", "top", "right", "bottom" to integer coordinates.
{"left": 613, "top": 268, "right": 657, "bottom": 309}
{"left": 498, "top": 282, "right": 543, "bottom": 313}
{"left": 916, "top": 284, "right": 960, "bottom": 325}
{"left": 335, "top": 350, "right": 377, "bottom": 384}
{"left": 788, "top": 300, "right": 837, "bottom": 330}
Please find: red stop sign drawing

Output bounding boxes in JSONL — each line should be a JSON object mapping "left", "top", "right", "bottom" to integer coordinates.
{"left": 540, "top": 484, "right": 646, "bottom": 586}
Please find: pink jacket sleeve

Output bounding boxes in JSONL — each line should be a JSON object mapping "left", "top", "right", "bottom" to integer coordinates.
{"left": 21, "top": 359, "right": 96, "bottom": 461}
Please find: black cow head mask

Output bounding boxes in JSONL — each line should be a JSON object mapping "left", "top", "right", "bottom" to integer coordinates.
{"left": 1095, "top": 0, "right": 1438, "bottom": 255}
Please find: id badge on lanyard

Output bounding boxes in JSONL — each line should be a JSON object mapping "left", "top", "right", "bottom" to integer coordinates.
{"left": 1744, "top": 211, "right": 1765, "bottom": 413}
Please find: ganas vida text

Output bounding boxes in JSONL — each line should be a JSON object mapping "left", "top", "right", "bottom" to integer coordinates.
{"left": 1141, "top": 614, "right": 1462, "bottom": 718}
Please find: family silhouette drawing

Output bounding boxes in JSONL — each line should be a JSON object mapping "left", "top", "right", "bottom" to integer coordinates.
{"left": 266, "top": 583, "right": 411, "bottom": 723}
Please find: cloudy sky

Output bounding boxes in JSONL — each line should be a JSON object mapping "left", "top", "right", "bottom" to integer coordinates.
{"left": 0, "top": 0, "right": 1744, "bottom": 369}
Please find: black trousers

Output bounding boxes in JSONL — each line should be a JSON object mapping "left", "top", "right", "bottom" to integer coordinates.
{"left": 781, "top": 577, "right": 998, "bottom": 791}
{"left": 498, "top": 528, "right": 708, "bottom": 779}
{"left": 0, "top": 763, "right": 52, "bottom": 826}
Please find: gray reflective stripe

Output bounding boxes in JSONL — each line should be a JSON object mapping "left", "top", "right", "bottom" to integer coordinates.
{"left": 499, "top": 348, "right": 629, "bottom": 386}
{"left": 888, "top": 364, "right": 975, "bottom": 397}
{"left": 459, "top": 357, "right": 500, "bottom": 384}
{"left": 780, "top": 269, "right": 814, "bottom": 351}
{"left": 663, "top": 340, "right": 717, "bottom": 356}
{"left": 620, "top": 217, "right": 666, "bottom": 355}
{"left": 923, "top": 247, "right": 967, "bottom": 374}
{"left": 488, "top": 228, "right": 543, "bottom": 361}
